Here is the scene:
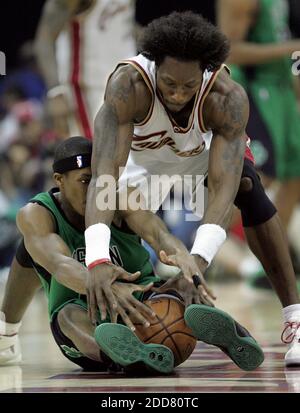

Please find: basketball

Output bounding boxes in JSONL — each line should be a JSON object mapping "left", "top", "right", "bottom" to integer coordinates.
{"left": 134, "top": 297, "right": 197, "bottom": 367}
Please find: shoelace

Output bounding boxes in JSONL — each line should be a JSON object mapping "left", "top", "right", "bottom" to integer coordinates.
{"left": 281, "top": 321, "right": 300, "bottom": 344}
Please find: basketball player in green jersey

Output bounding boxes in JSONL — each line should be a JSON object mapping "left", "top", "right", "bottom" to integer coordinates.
{"left": 0, "top": 137, "right": 263, "bottom": 372}
{"left": 218, "top": 0, "right": 300, "bottom": 237}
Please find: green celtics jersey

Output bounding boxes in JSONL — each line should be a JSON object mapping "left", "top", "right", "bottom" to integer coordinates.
{"left": 29, "top": 188, "right": 160, "bottom": 320}
{"left": 231, "top": 0, "right": 292, "bottom": 86}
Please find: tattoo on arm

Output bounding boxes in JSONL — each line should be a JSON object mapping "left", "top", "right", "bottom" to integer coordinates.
{"left": 203, "top": 85, "right": 249, "bottom": 226}
{"left": 93, "top": 103, "right": 119, "bottom": 164}
{"left": 220, "top": 137, "right": 245, "bottom": 176}
{"left": 92, "top": 69, "right": 137, "bottom": 177}
{"left": 109, "top": 75, "right": 134, "bottom": 104}
{"left": 217, "top": 86, "right": 248, "bottom": 138}
{"left": 209, "top": 85, "right": 249, "bottom": 190}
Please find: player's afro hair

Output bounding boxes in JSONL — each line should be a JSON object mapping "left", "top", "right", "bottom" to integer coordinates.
{"left": 139, "top": 11, "right": 230, "bottom": 71}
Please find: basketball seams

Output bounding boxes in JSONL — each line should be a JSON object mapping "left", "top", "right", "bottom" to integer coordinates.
{"left": 147, "top": 300, "right": 190, "bottom": 365}
{"left": 135, "top": 298, "right": 197, "bottom": 366}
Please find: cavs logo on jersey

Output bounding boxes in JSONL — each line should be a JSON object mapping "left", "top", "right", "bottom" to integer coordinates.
{"left": 132, "top": 131, "right": 205, "bottom": 157}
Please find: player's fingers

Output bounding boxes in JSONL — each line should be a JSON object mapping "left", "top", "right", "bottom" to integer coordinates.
{"left": 138, "top": 282, "right": 154, "bottom": 293}
{"left": 183, "top": 271, "right": 195, "bottom": 284}
{"left": 151, "top": 285, "right": 163, "bottom": 293}
{"left": 118, "top": 271, "right": 141, "bottom": 282}
{"left": 117, "top": 306, "right": 135, "bottom": 331}
{"left": 87, "top": 290, "right": 97, "bottom": 325}
{"left": 151, "top": 278, "right": 174, "bottom": 293}
{"left": 108, "top": 300, "right": 118, "bottom": 324}
{"left": 96, "top": 288, "right": 107, "bottom": 321}
{"left": 199, "top": 287, "right": 214, "bottom": 307}
{"left": 205, "top": 284, "right": 217, "bottom": 300}
{"left": 199, "top": 277, "right": 216, "bottom": 300}
{"left": 110, "top": 311, "right": 118, "bottom": 324}
{"left": 103, "top": 286, "right": 118, "bottom": 315}
{"left": 185, "top": 296, "right": 193, "bottom": 307}
{"left": 86, "top": 289, "right": 91, "bottom": 321}
{"left": 159, "top": 250, "right": 177, "bottom": 266}
{"left": 130, "top": 298, "right": 155, "bottom": 320}
{"left": 128, "top": 303, "right": 151, "bottom": 327}
{"left": 193, "top": 295, "right": 202, "bottom": 305}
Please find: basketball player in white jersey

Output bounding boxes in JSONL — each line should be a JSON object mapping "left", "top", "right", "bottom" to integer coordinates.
{"left": 84, "top": 12, "right": 300, "bottom": 367}
{"left": 35, "top": 0, "right": 135, "bottom": 139}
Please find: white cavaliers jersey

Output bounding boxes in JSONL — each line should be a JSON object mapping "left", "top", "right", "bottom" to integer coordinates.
{"left": 56, "top": 0, "right": 136, "bottom": 138}
{"left": 118, "top": 54, "right": 228, "bottom": 213}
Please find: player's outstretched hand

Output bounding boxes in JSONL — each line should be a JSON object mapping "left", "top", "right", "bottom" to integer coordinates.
{"left": 110, "top": 282, "right": 156, "bottom": 331}
{"left": 86, "top": 262, "right": 141, "bottom": 324}
{"left": 159, "top": 250, "right": 216, "bottom": 302}
{"left": 151, "top": 275, "right": 215, "bottom": 307}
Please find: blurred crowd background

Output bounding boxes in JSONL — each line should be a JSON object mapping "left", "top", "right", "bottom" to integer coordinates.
{"left": 1, "top": 0, "right": 300, "bottom": 291}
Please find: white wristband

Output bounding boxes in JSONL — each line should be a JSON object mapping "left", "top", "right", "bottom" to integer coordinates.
{"left": 47, "top": 85, "right": 68, "bottom": 99}
{"left": 190, "top": 224, "right": 227, "bottom": 266}
{"left": 84, "top": 223, "right": 111, "bottom": 268}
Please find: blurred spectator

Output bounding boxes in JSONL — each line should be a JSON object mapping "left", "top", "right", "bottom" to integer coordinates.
{"left": 0, "top": 98, "right": 57, "bottom": 209}
{"left": 0, "top": 86, "right": 24, "bottom": 153}
{"left": 217, "top": 0, "right": 300, "bottom": 286}
{"left": 0, "top": 41, "right": 46, "bottom": 111}
{"left": 34, "top": 0, "right": 136, "bottom": 139}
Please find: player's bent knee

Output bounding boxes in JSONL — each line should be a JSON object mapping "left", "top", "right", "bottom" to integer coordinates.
{"left": 238, "top": 177, "right": 253, "bottom": 193}
{"left": 234, "top": 161, "right": 277, "bottom": 227}
{"left": 57, "top": 304, "right": 78, "bottom": 335}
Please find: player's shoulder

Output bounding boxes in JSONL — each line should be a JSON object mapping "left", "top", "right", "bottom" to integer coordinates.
{"left": 17, "top": 202, "right": 56, "bottom": 233}
{"left": 109, "top": 64, "right": 150, "bottom": 98}
{"left": 209, "top": 69, "right": 248, "bottom": 108}
{"left": 204, "top": 69, "right": 249, "bottom": 133}
{"left": 106, "top": 64, "right": 152, "bottom": 120}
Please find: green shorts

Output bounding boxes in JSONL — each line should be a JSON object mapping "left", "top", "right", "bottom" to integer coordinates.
{"left": 247, "top": 81, "right": 300, "bottom": 180}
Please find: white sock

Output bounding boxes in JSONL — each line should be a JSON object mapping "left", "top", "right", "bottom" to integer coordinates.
{"left": 0, "top": 320, "right": 21, "bottom": 336}
{"left": 283, "top": 304, "right": 300, "bottom": 323}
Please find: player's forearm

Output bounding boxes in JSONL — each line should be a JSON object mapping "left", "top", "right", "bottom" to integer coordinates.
{"left": 203, "top": 174, "right": 241, "bottom": 229}
{"left": 152, "top": 230, "right": 189, "bottom": 258}
{"left": 123, "top": 208, "right": 190, "bottom": 257}
{"left": 34, "top": 35, "right": 60, "bottom": 89}
{"left": 228, "top": 41, "right": 298, "bottom": 65}
{"left": 202, "top": 188, "right": 235, "bottom": 230}
{"left": 53, "top": 258, "right": 87, "bottom": 294}
{"left": 85, "top": 103, "right": 133, "bottom": 228}
{"left": 86, "top": 106, "right": 120, "bottom": 228}
{"left": 203, "top": 137, "right": 246, "bottom": 228}
{"left": 85, "top": 177, "right": 116, "bottom": 228}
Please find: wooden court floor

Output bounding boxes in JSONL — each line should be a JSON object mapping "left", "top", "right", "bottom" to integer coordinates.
{"left": 0, "top": 280, "right": 299, "bottom": 393}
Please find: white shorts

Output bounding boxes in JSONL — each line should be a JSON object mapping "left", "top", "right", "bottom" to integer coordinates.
{"left": 118, "top": 152, "right": 210, "bottom": 218}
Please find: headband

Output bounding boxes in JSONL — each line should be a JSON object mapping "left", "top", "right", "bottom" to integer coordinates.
{"left": 52, "top": 153, "right": 91, "bottom": 173}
